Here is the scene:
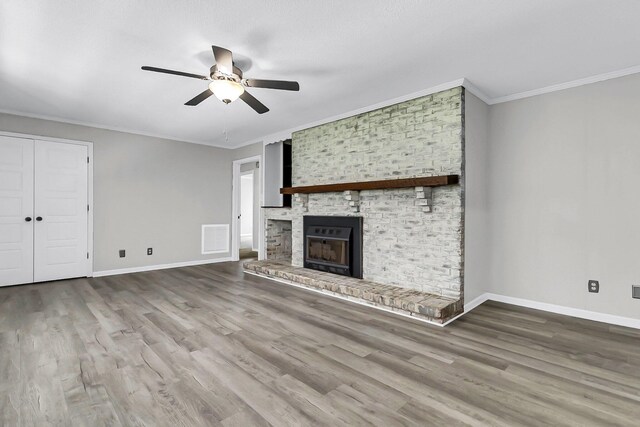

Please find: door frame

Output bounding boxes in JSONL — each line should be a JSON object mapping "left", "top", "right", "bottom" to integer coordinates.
{"left": 239, "top": 169, "right": 255, "bottom": 250}
{"left": 0, "top": 131, "right": 94, "bottom": 277}
{"left": 231, "top": 155, "right": 263, "bottom": 261}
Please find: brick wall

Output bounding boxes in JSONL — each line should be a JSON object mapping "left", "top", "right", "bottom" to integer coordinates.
{"left": 266, "top": 219, "right": 293, "bottom": 261}
{"left": 275, "top": 87, "right": 464, "bottom": 299}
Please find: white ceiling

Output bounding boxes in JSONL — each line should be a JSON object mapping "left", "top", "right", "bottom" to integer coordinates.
{"left": 1, "top": 0, "right": 640, "bottom": 148}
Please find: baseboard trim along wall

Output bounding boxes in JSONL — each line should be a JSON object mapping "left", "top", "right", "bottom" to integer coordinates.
{"left": 244, "top": 271, "right": 457, "bottom": 327}
{"left": 93, "top": 257, "right": 233, "bottom": 277}
{"left": 462, "top": 293, "right": 490, "bottom": 313}
{"left": 463, "top": 293, "right": 640, "bottom": 330}
{"left": 95, "top": 263, "right": 640, "bottom": 330}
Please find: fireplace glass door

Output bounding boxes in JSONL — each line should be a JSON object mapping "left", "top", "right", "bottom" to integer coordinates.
{"left": 306, "top": 237, "right": 349, "bottom": 268}
{"left": 303, "top": 218, "right": 362, "bottom": 278}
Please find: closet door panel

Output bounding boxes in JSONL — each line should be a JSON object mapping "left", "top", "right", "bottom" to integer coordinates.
{"left": 0, "top": 136, "right": 34, "bottom": 287}
{"left": 34, "top": 140, "right": 88, "bottom": 282}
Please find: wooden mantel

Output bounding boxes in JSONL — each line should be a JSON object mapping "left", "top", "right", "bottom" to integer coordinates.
{"left": 280, "top": 174, "right": 459, "bottom": 195}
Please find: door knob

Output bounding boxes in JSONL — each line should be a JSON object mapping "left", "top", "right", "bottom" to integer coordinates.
{"left": 36, "top": 216, "right": 43, "bottom": 222}
{"left": 25, "top": 217, "right": 32, "bottom": 222}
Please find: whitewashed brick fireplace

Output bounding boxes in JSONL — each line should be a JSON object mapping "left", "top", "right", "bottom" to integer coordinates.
{"left": 263, "top": 87, "right": 464, "bottom": 301}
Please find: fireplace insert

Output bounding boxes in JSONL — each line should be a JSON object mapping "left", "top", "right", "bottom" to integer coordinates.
{"left": 303, "top": 216, "right": 363, "bottom": 278}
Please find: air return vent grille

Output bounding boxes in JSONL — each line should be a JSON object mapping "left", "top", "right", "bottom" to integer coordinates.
{"left": 201, "top": 224, "right": 229, "bottom": 254}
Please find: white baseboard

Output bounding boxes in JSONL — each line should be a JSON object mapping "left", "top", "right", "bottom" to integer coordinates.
{"left": 244, "top": 271, "right": 452, "bottom": 328}
{"left": 463, "top": 293, "right": 490, "bottom": 313}
{"left": 461, "top": 292, "right": 640, "bottom": 330}
{"left": 95, "top": 261, "right": 640, "bottom": 330}
{"left": 92, "top": 257, "right": 233, "bottom": 277}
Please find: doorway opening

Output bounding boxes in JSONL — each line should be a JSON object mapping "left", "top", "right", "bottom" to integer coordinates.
{"left": 231, "top": 155, "right": 262, "bottom": 261}
{"left": 240, "top": 169, "right": 258, "bottom": 259}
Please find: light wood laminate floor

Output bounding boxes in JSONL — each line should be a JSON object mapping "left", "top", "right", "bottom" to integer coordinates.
{"left": 1, "top": 261, "right": 639, "bottom": 426}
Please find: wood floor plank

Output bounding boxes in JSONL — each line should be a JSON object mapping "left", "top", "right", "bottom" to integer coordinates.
{"left": 317, "top": 344, "right": 510, "bottom": 426}
{"left": 221, "top": 407, "right": 271, "bottom": 427}
{"left": 326, "top": 383, "right": 417, "bottom": 426}
{"left": 190, "top": 348, "right": 314, "bottom": 427}
{"left": 0, "top": 261, "right": 638, "bottom": 426}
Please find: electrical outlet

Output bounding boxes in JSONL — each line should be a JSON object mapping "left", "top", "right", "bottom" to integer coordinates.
{"left": 147, "top": 248, "right": 153, "bottom": 256}
{"left": 588, "top": 280, "right": 599, "bottom": 293}
{"left": 119, "top": 249, "right": 125, "bottom": 258}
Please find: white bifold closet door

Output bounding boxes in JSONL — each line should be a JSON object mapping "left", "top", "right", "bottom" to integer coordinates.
{"left": 0, "top": 136, "right": 88, "bottom": 287}
{"left": 0, "top": 136, "right": 34, "bottom": 286}
{"left": 33, "top": 139, "right": 88, "bottom": 283}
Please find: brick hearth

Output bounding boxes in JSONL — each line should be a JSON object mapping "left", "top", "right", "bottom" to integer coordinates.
{"left": 244, "top": 260, "right": 463, "bottom": 324}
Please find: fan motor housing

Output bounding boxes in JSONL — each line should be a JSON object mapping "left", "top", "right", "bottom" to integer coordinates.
{"left": 210, "top": 64, "right": 243, "bottom": 81}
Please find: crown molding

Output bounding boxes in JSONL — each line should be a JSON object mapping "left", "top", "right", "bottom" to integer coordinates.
{"left": 235, "top": 66, "right": 640, "bottom": 147}
{"left": 461, "top": 78, "right": 492, "bottom": 104}
{"left": 488, "top": 64, "right": 640, "bottom": 105}
{"left": 236, "top": 78, "right": 467, "bottom": 148}
{"left": 0, "top": 108, "right": 228, "bottom": 148}
{"left": 4, "top": 65, "right": 640, "bottom": 150}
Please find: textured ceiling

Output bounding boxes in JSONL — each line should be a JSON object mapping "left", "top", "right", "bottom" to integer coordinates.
{"left": 1, "top": 0, "right": 639, "bottom": 147}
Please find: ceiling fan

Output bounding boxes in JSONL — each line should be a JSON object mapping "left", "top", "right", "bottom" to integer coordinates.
{"left": 142, "top": 45, "right": 300, "bottom": 114}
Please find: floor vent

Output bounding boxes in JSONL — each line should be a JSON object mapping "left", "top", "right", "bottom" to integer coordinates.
{"left": 201, "top": 224, "right": 229, "bottom": 254}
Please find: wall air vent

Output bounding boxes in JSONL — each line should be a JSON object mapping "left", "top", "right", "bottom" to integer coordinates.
{"left": 202, "top": 224, "right": 229, "bottom": 254}
{"left": 632, "top": 285, "right": 640, "bottom": 299}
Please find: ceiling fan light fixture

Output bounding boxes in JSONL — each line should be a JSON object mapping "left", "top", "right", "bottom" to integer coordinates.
{"left": 209, "top": 79, "right": 244, "bottom": 104}
{"left": 142, "top": 44, "right": 298, "bottom": 113}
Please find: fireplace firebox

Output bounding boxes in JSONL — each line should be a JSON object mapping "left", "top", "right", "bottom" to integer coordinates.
{"left": 303, "top": 216, "right": 362, "bottom": 278}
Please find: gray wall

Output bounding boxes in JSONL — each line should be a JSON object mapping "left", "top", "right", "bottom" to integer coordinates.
{"left": 264, "top": 141, "right": 284, "bottom": 207}
{"left": 0, "top": 113, "right": 233, "bottom": 272}
{"left": 463, "top": 91, "right": 490, "bottom": 302}
{"left": 487, "top": 73, "right": 640, "bottom": 319}
{"left": 6, "top": 71, "right": 638, "bottom": 321}
{"left": 230, "top": 142, "right": 262, "bottom": 161}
